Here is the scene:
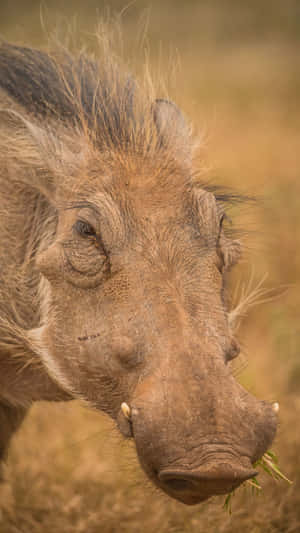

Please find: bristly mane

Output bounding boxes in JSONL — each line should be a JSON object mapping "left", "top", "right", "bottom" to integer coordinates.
{"left": 0, "top": 39, "right": 248, "bottom": 218}
{"left": 0, "top": 39, "right": 249, "bottom": 207}
{"left": 0, "top": 41, "right": 140, "bottom": 151}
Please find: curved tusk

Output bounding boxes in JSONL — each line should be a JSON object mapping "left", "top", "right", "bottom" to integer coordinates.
{"left": 121, "top": 402, "right": 131, "bottom": 420}
{"left": 272, "top": 402, "right": 279, "bottom": 413}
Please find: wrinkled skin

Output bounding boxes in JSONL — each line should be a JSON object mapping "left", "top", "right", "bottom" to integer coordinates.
{"left": 30, "top": 152, "right": 277, "bottom": 504}
{"left": 0, "top": 42, "right": 277, "bottom": 505}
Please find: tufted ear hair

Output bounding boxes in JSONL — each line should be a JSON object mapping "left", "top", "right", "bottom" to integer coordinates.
{"left": 194, "top": 189, "right": 242, "bottom": 269}
{"left": 152, "top": 98, "right": 192, "bottom": 163}
{"left": 0, "top": 108, "right": 60, "bottom": 201}
{"left": 0, "top": 108, "right": 85, "bottom": 203}
{"left": 219, "top": 231, "right": 242, "bottom": 272}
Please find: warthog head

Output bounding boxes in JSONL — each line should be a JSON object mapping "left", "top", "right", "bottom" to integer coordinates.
{"left": 1, "top": 42, "right": 277, "bottom": 504}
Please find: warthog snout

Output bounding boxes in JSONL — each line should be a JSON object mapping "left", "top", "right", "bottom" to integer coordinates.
{"left": 129, "top": 402, "right": 277, "bottom": 504}
{"left": 127, "top": 349, "right": 277, "bottom": 504}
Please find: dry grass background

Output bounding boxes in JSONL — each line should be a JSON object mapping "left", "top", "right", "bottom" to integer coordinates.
{"left": 0, "top": 1, "right": 300, "bottom": 532}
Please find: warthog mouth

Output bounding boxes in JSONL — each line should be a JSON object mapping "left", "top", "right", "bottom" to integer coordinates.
{"left": 157, "top": 463, "right": 258, "bottom": 505}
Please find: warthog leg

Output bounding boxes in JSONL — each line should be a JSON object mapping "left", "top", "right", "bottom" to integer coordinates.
{"left": 0, "top": 403, "right": 27, "bottom": 468}
{"left": 0, "top": 403, "right": 27, "bottom": 515}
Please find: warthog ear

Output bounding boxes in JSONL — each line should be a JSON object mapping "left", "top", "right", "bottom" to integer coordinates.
{"left": 152, "top": 98, "right": 192, "bottom": 162}
{"left": 219, "top": 231, "right": 242, "bottom": 271}
{"left": 0, "top": 108, "right": 84, "bottom": 203}
{"left": 195, "top": 190, "right": 219, "bottom": 247}
{"left": 194, "top": 189, "right": 242, "bottom": 269}
{"left": 0, "top": 108, "right": 57, "bottom": 201}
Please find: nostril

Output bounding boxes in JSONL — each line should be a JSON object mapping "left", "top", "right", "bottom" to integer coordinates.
{"left": 163, "top": 477, "right": 195, "bottom": 492}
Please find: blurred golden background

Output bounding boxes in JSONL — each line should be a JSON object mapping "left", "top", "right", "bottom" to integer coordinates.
{"left": 0, "top": 1, "right": 299, "bottom": 532}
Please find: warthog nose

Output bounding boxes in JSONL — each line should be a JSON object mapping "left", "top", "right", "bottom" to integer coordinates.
{"left": 159, "top": 463, "right": 258, "bottom": 501}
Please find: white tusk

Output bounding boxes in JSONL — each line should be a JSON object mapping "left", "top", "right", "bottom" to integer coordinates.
{"left": 272, "top": 402, "right": 279, "bottom": 413}
{"left": 121, "top": 402, "right": 131, "bottom": 420}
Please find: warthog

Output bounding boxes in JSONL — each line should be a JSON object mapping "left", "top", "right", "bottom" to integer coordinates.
{"left": 0, "top": 39, "right": 277, "bottom": 505}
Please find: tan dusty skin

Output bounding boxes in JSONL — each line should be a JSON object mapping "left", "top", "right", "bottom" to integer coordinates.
{"left": 0, "top": 40, "right": 277, "bottom": 505}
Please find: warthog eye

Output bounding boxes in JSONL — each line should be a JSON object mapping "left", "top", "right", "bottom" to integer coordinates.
{"left": 62, "top": 219, "right": 110, "bottom": 287}
{"left": 74, "top": 219, "right": 96, "bottom": 238}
